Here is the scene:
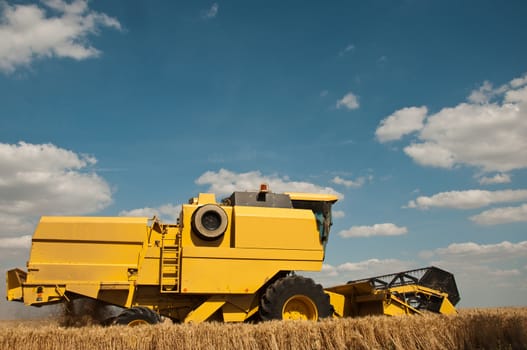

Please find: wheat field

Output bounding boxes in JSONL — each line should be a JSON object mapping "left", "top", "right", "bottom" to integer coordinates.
{"left": 1, "top": 308, "right": 526, "bottom": 350}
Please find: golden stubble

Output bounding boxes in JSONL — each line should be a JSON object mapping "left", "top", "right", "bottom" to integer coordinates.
{"left": 0, "top": 308, "right": 526, "bottom": 350}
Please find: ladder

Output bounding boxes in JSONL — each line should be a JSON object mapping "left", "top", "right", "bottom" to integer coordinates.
{"left": 160, "top": 233, "right": 181, "bottom": 293}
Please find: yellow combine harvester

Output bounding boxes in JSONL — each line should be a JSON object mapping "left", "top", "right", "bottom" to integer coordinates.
{"left": 6, "top": 186, "right": 459, "bottom": 325}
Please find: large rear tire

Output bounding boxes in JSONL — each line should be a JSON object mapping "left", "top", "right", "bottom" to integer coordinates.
{"left": 259, "top": 275, "right": 332, "bottom": 321}
{"left": 62, "top": 297, "right": 118, "bottom": 327}
{"left": 114, "top": 307, "right": 161, "bottom": 326}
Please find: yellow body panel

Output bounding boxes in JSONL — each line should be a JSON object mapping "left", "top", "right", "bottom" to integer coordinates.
{"left": 439, "top": 297, "right": 457, "bottom": 315}
{"left": 6, "top": 269, "right": 26, "bottom": 301}
{"left": 182, "top": 246, "right": 324, "bottom": 261}
{"left": 26, "top": 217, "right": 149, "bottom": 286}
{"left": 180, "top": 257, "right": 322, "bottom": 293}
{"left": 184, "top": 296, "right": 226, "bottom": 323}
{"left": 232, "top": 206, "right": 321, "bottom": 250}
{"left": 176, "top": 197, "right": 325, "bottom": 294}
{"left": 285, "top": 193, "right": 339, "bottom": 202}
{"left": 33, "top": 216, "right": 150, "bottom": 242}
{"left": 325, "top": 291, "right": 347, "bottom": 317}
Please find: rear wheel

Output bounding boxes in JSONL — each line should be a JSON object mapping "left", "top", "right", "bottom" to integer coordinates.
{"left": 62, "top": 297, "right": 117, "bottom": 327}
{"left": 259, "top": 275, "right": 332, "bottom": 321}
{"left": 114, "top": 307, "right": 161, "bottom": 326}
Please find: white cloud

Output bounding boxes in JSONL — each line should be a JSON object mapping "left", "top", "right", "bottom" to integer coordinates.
{"left": 201, "top": 3, "right": 218, "bottom": 19}
{"left": 195, "top": 169, "right": 343, "bottom": 198}
{"left": 421, "top": 240, "right": 527, "bottom": 306}
{"left": 467, "top": 81, "right": 503, "bottom": 104}
{"left": 120, "top": 203, "right": 182, "bottom": 223}
{"left": 320, "top": 263, "right": 339, "bottom": 277}
{"left": 0, "top": 0, "right": 121, "bottom": 73}
{"left": 0, "top": 142, "right": 112, "bottom": 239}
{"left": 312, "top": 258, "right": 414, "bottom": 283}
{"left": 331, "top": 175, "right": 369, "bottom": 189}
{"left": 509, "top": 73, "right": 527, "bottom": 88}
{"left": 338, "top": 44, "right": 355, "bottom": 56}
{"left": 307, "top": 258, "right": 414, "bottom": 286}
{"left": 0, "top": 235, "right": 31, "bottom": 248}
{"left": 0, "top": 212, "right": 35, "bottom": 235}
{"left": 336, "top": 258, "right": 407, "bottom": 273}
{"left": 336, "top": 91, "right": 359, "bottom": 110}
{"left": 377, "top": 73, "right": 527, "bottom": 173}
{"left": 470, "top": 204, "right": 527, "bottom": 225}
{"left": 427, "top": 240, "right": 527, "bottom": 262}
{"left": 375, "top": 106, "right": 427, "bottom": 143}
{"left": 332, "top": 210, "right": 345, "bottom": 219}
{"left": 488, "top": 268, "right": 521, "bottom": 277}
{"left": 478, "top": 173, "right": 511, "bottom": 185}
{"left": 338, "top": 223, "right": 408, "bottom": 238}
{"left": 407, "top": 189, "right": 527, "bottom": 210}
{"left": 403, "top": 142, "right": 456, "bottom": 168}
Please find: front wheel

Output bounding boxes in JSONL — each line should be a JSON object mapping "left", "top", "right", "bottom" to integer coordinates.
{"left": 114, "top": 307, "right": 161, "bottom": 326}
{"left": 259, "top": 275, "right": 333, "bottom": 321}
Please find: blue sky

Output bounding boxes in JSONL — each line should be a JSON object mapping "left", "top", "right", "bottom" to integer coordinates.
{"left": 1, "top": 0, "right": 527, "bottom": 317}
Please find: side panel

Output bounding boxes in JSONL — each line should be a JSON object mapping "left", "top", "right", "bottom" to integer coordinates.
{"left": 180, "top": 256, "right": 322, "bottom": 294}
{"left": 32, "top": 216, "right": 150, "bottom": 242}
{"left": 178, "top": 202, "right": 326, "bottom": 294}
{"left": 233, "top": 206, "right": 320, "bottom": 250}
{"left": 23, "top": 216, "right": 151, "bottom": 306}
{"left": 6, "top": 269, "right": 26, "bottom": 301}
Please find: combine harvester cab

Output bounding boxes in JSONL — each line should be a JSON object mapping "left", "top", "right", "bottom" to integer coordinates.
{"left": 6, "top": 186, "right": 459, "bottom": 325}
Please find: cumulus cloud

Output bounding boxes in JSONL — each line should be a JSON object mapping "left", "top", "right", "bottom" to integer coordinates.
{"left": 424, "top": 240, "right": 527, "bottom": 263}
{"left": 470, "top": 204, "right": 527, "bottom": 225}
{"left": 420, "top": 240, "right": 527, "bottom": 307}
{"left": 466, "top": 81, "right": 505, "bottom": 104}
{"left": 120, "top": 203, "right": 182, "bottom": 223}
{"left": 478, "top": 173, "right": 511, "bottom": 185}
{"left": 338, "top": 43, "right": 355, "bottom": 56}
{"left": 331, "top": 175, "right": 370, "bottom": 189}
{"left": 332, "top": 210, "right": 345, "bottom": 219}
{"left": 407, "top": 189, "right": 527, "bottom": 210}
{"left": 336, "top": 91, "right": 359, "bottom": 110}
{"left": 338, "top": 223, "right": 407, "bottom": 238}
{"left": 376, "top": 73, "right": 527, "bottom": 173}
{"left": 201, "top": 3, "right": 218, "bottom": 19}
{"left": 0, "top": 235, "right": 31, "bottom": 249}
{"left": 336, "top": 258, "right": 409, "bottom": 273}
{"left": 0, "top": 142, "right": 112, "bottom": 239}
{"left": 509, "top": 74, "right": 527, "bottom": 88}
{"left": 375, "top": 106, "right": 427, "bottom": 142}
{"left": 403, "top": 142, "right": 456, "bottom": 168}
{"left": 0, "top": 0, "right": 121, "bottom": 73}
{"left": 195, "top": 169, "right": 343, "bottom": 198}
{"left": 308, "top": 258, "right": 414, "bottom": 286}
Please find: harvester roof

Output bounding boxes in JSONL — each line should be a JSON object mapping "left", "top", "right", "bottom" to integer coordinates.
{"left": 285, "top": 193, "right": 339, "bottom": 203}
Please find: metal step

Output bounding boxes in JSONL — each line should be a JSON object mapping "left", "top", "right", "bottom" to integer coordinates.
{"left": 160, "top": 237, "right": 181, "bottom": 293}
